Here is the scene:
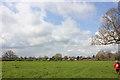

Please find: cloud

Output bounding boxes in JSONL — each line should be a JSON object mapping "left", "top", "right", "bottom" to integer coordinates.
{"left": 1, "top": 0, "right": 118, "bottom": 3}
{"left": 41, "top": 2, "right": 96, "bottom": 20}
{"left": 1, "top": 2, "right": 118, "bottom": 57}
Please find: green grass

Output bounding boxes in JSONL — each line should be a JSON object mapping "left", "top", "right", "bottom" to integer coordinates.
{"left": 2, "top": 61, "right": 119, "bottom": 78}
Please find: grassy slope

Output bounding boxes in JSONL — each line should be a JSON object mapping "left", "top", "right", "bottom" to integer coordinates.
{"left": 2, "top": 61, "right": 118, "bottom": 78}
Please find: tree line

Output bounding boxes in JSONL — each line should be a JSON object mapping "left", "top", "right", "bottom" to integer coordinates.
{"left": 1, "top": 50, "right": 119, "bottom": 61}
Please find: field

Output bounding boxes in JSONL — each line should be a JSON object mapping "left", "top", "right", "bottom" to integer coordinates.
{"left": 2, "top": 61, "right": 119, "bottom": 78}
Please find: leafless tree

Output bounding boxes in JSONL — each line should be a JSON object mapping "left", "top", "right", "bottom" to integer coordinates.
{"left": 91, "top": 8, "right": 120, "bottom": 45}
{"left": 2, "top": 50, "right": 18, "bottom": 60}
{"left": 53, "top": 53, "right": 62, "bottom": 61}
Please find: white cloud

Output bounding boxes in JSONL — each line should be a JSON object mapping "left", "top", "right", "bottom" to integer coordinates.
{"left": 1, "top": 2, "right": 118, "bottom": 57}
{"left": 1, "top": 0, "right": 118, "bottom": 3}
{"left": 41, "top": 2, "right": 96, "bottom": 20}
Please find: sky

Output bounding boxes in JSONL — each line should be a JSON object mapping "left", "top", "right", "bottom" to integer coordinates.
{"left": 0, "top": 0, "right": 119, "bottom": 57}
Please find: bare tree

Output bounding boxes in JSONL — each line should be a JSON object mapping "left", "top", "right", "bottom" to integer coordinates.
{"left": 53, "top": 53, "right": 62, "bottom": 61}
{"left": 95, "top": 50, "right": 116, "bottom": 61}
{"left": 2, "top": 50, "right": 18, "bottom": 60}
{"left": 63, "top": 56, "right": 68, "bottom": 61}
{"left": 91, "top": 8, "right": 120, "bottom": 45}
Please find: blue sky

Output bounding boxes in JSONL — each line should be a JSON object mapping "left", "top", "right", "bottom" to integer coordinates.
{"left": 1, "top": 1, "right": 118, "bottom": 57}
{"left": 44, "top": 2, "right": 117, "bottom": 34}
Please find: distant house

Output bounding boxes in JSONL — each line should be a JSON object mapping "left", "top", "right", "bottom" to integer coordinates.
{"left": 67, "top": 58, "right": 77, "bottom": 61}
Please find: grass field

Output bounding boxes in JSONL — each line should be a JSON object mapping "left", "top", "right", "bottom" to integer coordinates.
{"left": 2, "top": 61, "right": 119, "bottom": 78}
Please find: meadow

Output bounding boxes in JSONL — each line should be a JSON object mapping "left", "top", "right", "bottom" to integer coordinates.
{"left": 2, "top": 61, "right": 119, "bottom": 78}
